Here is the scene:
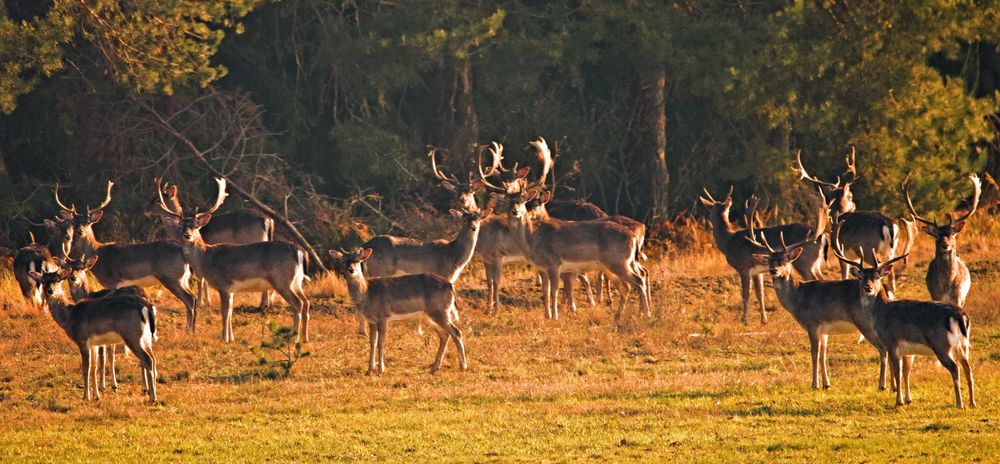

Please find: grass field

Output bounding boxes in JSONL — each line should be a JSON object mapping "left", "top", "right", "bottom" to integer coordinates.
{"left": 1, "top": 219, "right": 999, "bottom": 462}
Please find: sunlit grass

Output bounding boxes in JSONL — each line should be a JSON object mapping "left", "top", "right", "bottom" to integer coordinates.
{"left": 1, "top": 223, "right": 998, "bottom": 462}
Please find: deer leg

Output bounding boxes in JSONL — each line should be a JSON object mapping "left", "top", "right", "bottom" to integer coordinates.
{"left": 257, "top": 291, "right": 271, "bottom": 312}
{"left": 738, "top": 272, "right": 751, "bottom": 325}
{"left": 219, "top": 290, "right": 235, "bottom": 343}
{"left": 820, "top": 334, "right": 831, "bottom": 389}
{"left": 109, "top": 345, "right": 118, "bottom": 391}
{"left": 547, "top": 268, "right": 561, "bottom": 320}
{"left": 375, "top": 320, "right": 388, "bottom": 375}
{"left": 98, "top": 346, "right": 107, "bottom": 391}
{"left": 298, "top": 289, "right": 310, "bottom": 342}
{"left": 80, "top": 345, "right": 92, "bottom": 401}
{"left": 487, "top": 260, "right": 502, "bottom": 313}
{"left": 447, "top": 318, "right": 468, "bottom": 371}
{"left": 753, "top": 273, "right": 767, "bottom": 324}
{"left": 809, "top": 332, "right": 821, "bottom": 390}
{"left": 561, "top": 273, "right": 577, "bottom": 313}
{"left": 366, "top": 322, "right": 378, "bottom": 376}
{"left": 123, "top": 337, "right": 156, "bottom": 403}
{"left": 889, "top": 351, "right": 904, "bottom": 407}
{"left": 275, "top": 287, "right": 305, "bottom": 343}
{"left": 878, "top": 349, "right": 888, "bottom": 391}
{"left": 959, "top": 348, "right": 975, "bottom": 408}
{"left": 539, "top": 271, "right": 552, "bottom": 319}
{"left": 427, "top": 319, "right": 449, "bottom": 374}
{"left": 932, "top": 346, "right": 962, "bottom": 409}
{"left": 579, "top": 273, "right": 596, "bottom": 307}
{"left": 162, "top": 277, "right": 197, "bottom": 335}
{"left": 902, "top": 355, "right": 914, "bottom": 404}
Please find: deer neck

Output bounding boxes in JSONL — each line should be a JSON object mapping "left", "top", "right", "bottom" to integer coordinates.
{"left": 934, "top": 246, "right": 958, "bottom": 266}
{"left": 446, "top": 225, "right": 481, "bottom": 269}
{"left": 859, "top": 286, "right": 891, "bottom": 314}
{"left": 708, "top": 213, "right": 739, "bottom": 247}
{"left": 508, "top": 213, "right": 537, "bottom": 255}
{"left": 44, "top": 289, "right": 74, "bottom": 335}
{"left": 770, "top": 271, "right": 800, "bottom": 309}
{"left": 68, "top": 278, "right": 94, "bottom": 302}
{"left": 181, "top": 235, "right": 212, "bottom": 276}
{"left": 73, "top": 231, "right": 103, "bottom": 258}
{"left": 343, "top": 273, "right": 370, "bottom": 310}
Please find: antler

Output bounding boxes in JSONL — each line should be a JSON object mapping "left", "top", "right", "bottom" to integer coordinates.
{"left": 428, "top": 148, "right": 458, "bottom": 183}
{"left": 87, "top": 180, "right": 114, "bottom": 214}
{"left": 743, "top": 195, "right": 774, "bottom": 252}
{"left": 841, "top": 146, "right": 857, "bottom": 184}
{"left": 525, "top": 137, "right": 553, "bottom": 190}
{"left": 156, "top": 178, "right": 183, "bottom": 218}
{"left": 952, "top": 173, "right": 982, "bottom": 224}
{"left": 477, "top": 142, "right": 507, "bottom": 191}
{"left": 53, "top": 182, "right": 77, "bottom": 214}
{"left": 792, "top": 150, "right": 841, "bottom": 189}
{"left": 198, "top": 178, "right": 229, "bottom": 218}
{"left": 831, "top": 241, "right": 864, "bottom": 270}
{"left": 901, "top": 174, "right": 938, "bottom": 227}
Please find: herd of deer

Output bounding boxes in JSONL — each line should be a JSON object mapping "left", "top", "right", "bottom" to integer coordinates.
{"left": 8, "top": 139, "right": 984, "bottom": 410}
{"left": 699, "top": 149, "right": 981, "bottom": 409}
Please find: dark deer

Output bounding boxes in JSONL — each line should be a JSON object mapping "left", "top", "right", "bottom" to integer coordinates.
{"left": 13, "top": 232, "right": 57, "bottom": 309}
{"left": 145, "top": 180, "right": 275, "bottom": 312}
{"left": 329, "top": 248, "right": 468, "bottom": 376}
{"left": 29, "top": 267, "right": 158, "bottom": 402}
{"left": 698, "top": 187, "right": 825, "bottom": 324}
{"left": 903, "top": 174, "right": 981, "bottom": 308}
{"left": 55, "top": 181, "right": 198, "bottom": 333}
{"left": 834, "top": 248, "right": 974, "bottom": 409}
{"left": 156, "top": 178, "right": 310, "bottom": 343}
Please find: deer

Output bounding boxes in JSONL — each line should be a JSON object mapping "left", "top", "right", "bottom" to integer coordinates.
{"left": 833, "top": 247, "right": 975, "bottom": 409}
{"left": 793, "top": 148, "right": 914, "bottom": 298}
{"left": 13, "top": 231, "right": 58, "bottom": 309}
{"left": 496, "top": 189, "right": 649, "bottom": 322}
{"left": 746, "top": 192, "right": 890, "bottom": 390}
{"left": 28, "top": 267, "right": 158, "bottom": 402}
{"left": 429, "top": 148, "right": 484, "bottom": 213}
{"left": 903, "top": 174, "right": 981, "bottom": 308}
{"left": 155, "top": 178, "right": 310, "bottom": 343}
{"left": 57, "top": 254, "right": 148, "bottom": 393}
{"left": 144, "top": 180, "right": 275, "bottom": 312}
{"left": 328, "top": 248, "right": 468, "bottom": 376}
{"left": 54, "top": 181, "right": 198, "bottom": 333}
{"left": 698, "top": 186, "right": 826, "bottom": 324}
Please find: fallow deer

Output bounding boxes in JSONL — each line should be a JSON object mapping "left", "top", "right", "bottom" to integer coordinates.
{"left": 698, "top": 187, "right": 825, "bottom": 324}
{"left": 145, "top": 180, "right": 275, "bottom": 312}
{"left": 903, "top": 174, "right": 981, "bottom": 307}
{"left": 29, "top": 267, "right": 158, "bottom": 402}
{"left": 834, "top": 248, "right": 974, "bottom": 409}
{"left": 329, "top": 248, "right": 468, "bottom": 376}
{"left": 793, "top": 149, "right": 913, "bottom": 297}
{"left": 156, "top": 178, "right": 310, "bottom": 343}
{"left": 746, "top": 193, "right": 889, "bottom": 390}
{"left": 13, "top": 232, "right": 58, "bottom": 309}
{"left": 55, "top": 181, "right": 198, "bottom": 333}
{"left": 429, "top": 148, "right": 484, "bottom": 213}
{"left": 498, "top": 189, "right": 649, "bottom": 322}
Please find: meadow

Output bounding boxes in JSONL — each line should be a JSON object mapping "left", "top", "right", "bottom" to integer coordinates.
{"left": 1, "top": 217, "right": 998, "bottom": 463}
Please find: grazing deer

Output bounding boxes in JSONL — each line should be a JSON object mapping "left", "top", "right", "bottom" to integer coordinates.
{"left": 58, "top": 254, "right": 147, "bottom": 393}
{"left": 698, "top": 187, "right": 825, "bottom": 324}
{"left": 498, "top": 189, "right": 649, "bottom": 321}
{"left": 328, "top": 248, "right": 468, "bottom": 376}
{"left": 13, "top": 232, "right": 58, "bottom": 309}
{"left": 903, "top": 174, "right": 981, "bottom": 307}
{"left": 145, "top": 181, "right": 275, "bottom": 312}
{"left": 747, "top": 194, "right": 889, "bottom": 390}
{"left": 55, "top": 181, "right": 198, "bottom": 333}
{"left": 834, "top": 248, "right": 974, "bottom": 409}
{"left": 29, "top": 267, "right": 158, "bottom": 402}
{"left": 793, "top": 149, "right": 913, "bottom": 297}
{"left": 156, "top": 178, "right": 310, "bottom": 343}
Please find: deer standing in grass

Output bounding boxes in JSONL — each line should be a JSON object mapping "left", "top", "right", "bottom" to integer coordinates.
{"left": 329, "top": 248, "right": 468, "bottom": 376}
{"left": 30, "top": 267, "right": 158, "bottom": 402}
{"left": 145, "top": 181, "right": 275, "bottom": 312}
{"left": 834, "top": 247, "right": 974, "bottom": 409}
{"left": 156, "top": 178, "right": 310, "bottom": 343}
{"left": 793, "top": 149, "right": 915, "bottom": 298}
{"left": 698, "top": 187, "right": 826, "bottom": 324}
{"left": 55, "top": 181, "right": 198, "bottom": 333}
{"left": 903, "top": 174, "right": 981, "bottom": 308}
{"left": 746, "top": 193, "right": 890, "bottom": 390}
{"left": 13, "top": 232, "right": 58, "bottom": 309}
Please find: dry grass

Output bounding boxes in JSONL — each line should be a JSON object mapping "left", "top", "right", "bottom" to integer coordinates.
{"left": 1, "top": 217, "right": 999, "bottom": 462}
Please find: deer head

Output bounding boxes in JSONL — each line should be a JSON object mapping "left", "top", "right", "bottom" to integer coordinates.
{"left": 155, "top": 177, "right": 229, "bottom": 243}
{"left": 53, "top": 181, "right": 114, "bottom": 239}
{"left": 903, "top": 173, "right": 981, "bottom": 255}
{"left": 429, "top": 148, "right": 484, "bottom": 212}
{"left": 792, "top": 148, "right": 857, "bottom": 217}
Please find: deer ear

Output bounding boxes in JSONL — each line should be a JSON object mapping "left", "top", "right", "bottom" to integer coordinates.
{"left": 849, "top": 268, "right": 861, "bottom": 279}
{"left": 953, "top": 221, "right": 966, "bottom": 234}
{"left": 751, "top": 253, "right": 769, "bottom": 265}
{"left": 449, "top": 209, "right": 463, "bottom": 218}
{"left": 85, "top": 255, "right": 99, "bottom": 269}
{"left": 541, "top": 191, "right": 552, "bottom": 203}
{"left": 88, "top": 210, "right": 104, "bottom": 224}
{"left": 470, "top": 179, "right": 485, "bottom": 191}
{"left": 167, "top": 185, "right": 178, "bottom": 198}
{"left": 879, "top": 264, "right": 895, "bottom": 277}
{"left": 59, "top": 268, "right": 73, "bottom": 280}
{"left": 57, "top": 210, "right": 74, "bottom": 221}
{"left": 788, "top": 247, "right": 804, "bottom": 261}
{"left": 440, "top": 181, "right": 457, "bottom": 193}
{"left": 921, "top": 224, "right": 937, "bottom": 236}
{"left": 43, "top": 219, "right": 57, "bottom": 228}
{"left": 196, "top": 214, "right": 212, "bottom": 228}
{"left": 516, "top": 167, "right": 531, "bottom": 179}
{"left": 526, "top": 190, "right": 540, "bottom": 202}
{"left": 359, "top": 248, "right": 373, "bottom": 261}
{"left": 53, "top": 256, "right": 65, "bottom": 267}
{"left": 28, "top": 271, "right": 43, "bottom": 281}
{"left": 479, "top": 207, "right": 493, "bottom": 219}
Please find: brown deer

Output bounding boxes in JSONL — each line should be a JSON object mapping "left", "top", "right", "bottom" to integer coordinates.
{"left": 29, "top": 267, "right": 158, "bottom": 402}
{"left": 328, "top": 248, "right": 468, "bottom": 376}
{"left": 144, "top": 181, "right": 275, "bottom": 312}
{"left": 54, "top": 181, "right": 198, "bottom": 333}
{"left": 903, "top": 174, "right": 981, "bottom": 308}
{"left": 833, "top": 247, "right": 974, "bottom": 409}
{"left": 13, "top": 232, "right": 58, "bottom": 309}
{"left": 429, "top": 148, "right": 485, "bottom": 213}
{"left": 698, "top": 187, "right": 825, "bottom": 324}
{"left": 156, "top": 178, "right": 310, "bottom": 343}
{"left": 747, "top": 193, "right": 889, "bottom": 390}
{"left": 793, "top": 149, "right": 913, "bottom": 297}
{"left": 498, "top": 189, "right": 649, "bottom": 322}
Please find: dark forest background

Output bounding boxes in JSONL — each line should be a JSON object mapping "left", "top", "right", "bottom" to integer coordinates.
{"left": 2, "top": 1, "right": 999, "bottom": 251}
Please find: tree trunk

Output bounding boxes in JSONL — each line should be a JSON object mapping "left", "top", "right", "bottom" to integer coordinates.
{"left": 648, "top": 68, "right": 669, "bottom": 222}
{"left": 457, "top": 59, "right": 479, "bottom": 152}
